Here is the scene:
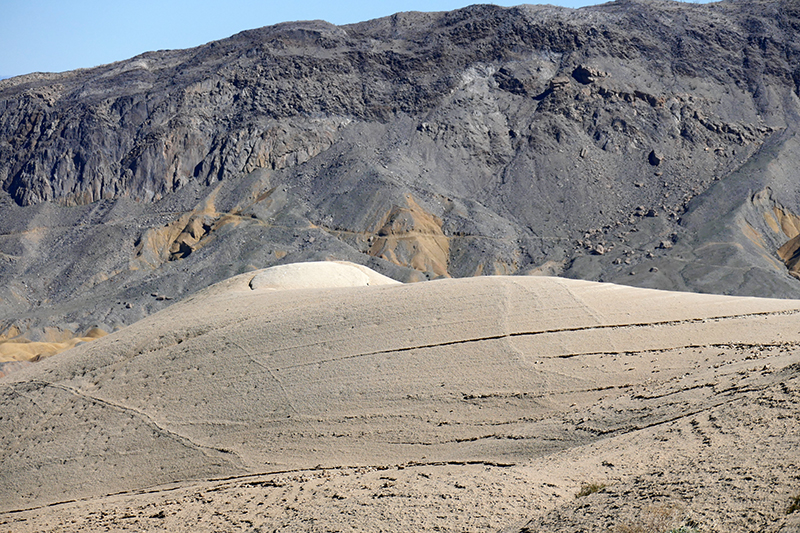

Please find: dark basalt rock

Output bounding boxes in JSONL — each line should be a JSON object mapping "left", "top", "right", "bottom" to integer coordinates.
{"left": 1, "top": 0, "right": 800, "bottom": 342}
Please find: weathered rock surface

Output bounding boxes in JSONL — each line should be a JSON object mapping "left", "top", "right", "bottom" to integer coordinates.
{"left": 2, "top": 0, "right": 800, "bottom": 343}
{"left": 1, "top": 264, "right": 799, "bottom": 531}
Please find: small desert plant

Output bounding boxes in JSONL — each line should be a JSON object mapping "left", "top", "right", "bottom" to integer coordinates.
{"left": 787, "top": 493, "right": 800, "bottom": 515}
{"left": 575, "top": 482, "right": 607, "bottom": 498}
{"left": 615, "top": 504, "right": 697, "bottom": 533}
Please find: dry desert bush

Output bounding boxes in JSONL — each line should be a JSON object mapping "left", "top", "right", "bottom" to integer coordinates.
{"left": 615, "top": 504, "right": 700, "bottom": 533}
{"left": 575, "top": 482, "right": 608, "bottom": 498}
{"left": 788, "top": 493, "right": 800, "bottom": 515}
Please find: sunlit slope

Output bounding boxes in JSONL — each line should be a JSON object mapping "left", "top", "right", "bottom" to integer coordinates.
{"left": 2, "top": 262, "right": 799, "bottom": 512}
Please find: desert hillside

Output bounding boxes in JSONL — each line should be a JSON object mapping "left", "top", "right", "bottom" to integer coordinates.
{"left": 2, "top": 0, "right": 800, "bottom": 529}
{"left": 2, "top": 0, "right": 800, "bottom": 356}
{"left": 1, "top": 262, "right": 798, "bottom": 532}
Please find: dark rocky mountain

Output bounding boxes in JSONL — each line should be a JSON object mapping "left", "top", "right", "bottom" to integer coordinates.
{"left": 1, "top": 0, "right": 800, "bottom": 350}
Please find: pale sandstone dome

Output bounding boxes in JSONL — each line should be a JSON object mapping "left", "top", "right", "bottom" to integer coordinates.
{"left": 248, "top": 261, "right": 400, "bottom": 290}
{"left": 1, "top": 262, "right": 799, "bottom": 531}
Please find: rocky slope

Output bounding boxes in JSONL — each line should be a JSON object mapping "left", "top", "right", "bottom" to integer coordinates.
{"left": 2, "top": 0, "right": 800, "bottom": 351}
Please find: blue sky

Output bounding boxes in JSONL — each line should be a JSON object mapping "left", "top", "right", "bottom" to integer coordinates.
{"left": 1, "top": 0, "right": 710, "bottom": 79}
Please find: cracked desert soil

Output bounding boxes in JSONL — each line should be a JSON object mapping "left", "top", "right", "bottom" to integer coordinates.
{"left": 1, "top": 262, "right": 799, "bottom": 532}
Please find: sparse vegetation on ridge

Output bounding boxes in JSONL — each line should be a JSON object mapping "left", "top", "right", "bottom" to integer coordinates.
{"left": 575, "top": 482, "right": 607, "bottom": 498}
{"left": 787, "top": 493, "right": 800, "bottom": 515}
{"left": 615, "top": 504, "right": 701, "bottom": 533}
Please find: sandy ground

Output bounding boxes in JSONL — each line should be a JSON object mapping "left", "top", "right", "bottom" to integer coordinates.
{"left": 1, "top": 262, "right": 799, "bottom": 532}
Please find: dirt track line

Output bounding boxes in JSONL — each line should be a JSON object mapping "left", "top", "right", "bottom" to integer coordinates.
{"left": 23, "top": 379, "right": 246, "bottom": 467}
{"left": 226, "top": 338, "right": 302, "bottom": 417}
{"left": 552, "top": 341, "right": 800, "bottom": 359}
{"left": 625, "top": 394, "right": 752, "bottom": 434}
{"left": 0, "top": 460, "right": 515, "bottom": 515}
{"left": 273, "top": 309, "right": 800, "bottom": 371}
{"left": 630, "top": 381, "right": 719, "bottom": 401}
{"left": 579, "top": 381, "right": 775, "bottom": 440}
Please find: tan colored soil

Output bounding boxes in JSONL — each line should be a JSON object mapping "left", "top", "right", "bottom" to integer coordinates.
{"left": 1, "top": 262, "right": 798, "bottom": 532}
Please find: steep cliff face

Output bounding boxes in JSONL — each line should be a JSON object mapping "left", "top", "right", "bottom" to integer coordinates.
{"left": 1, "top": 0, "right": 800, "bottom": 349}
